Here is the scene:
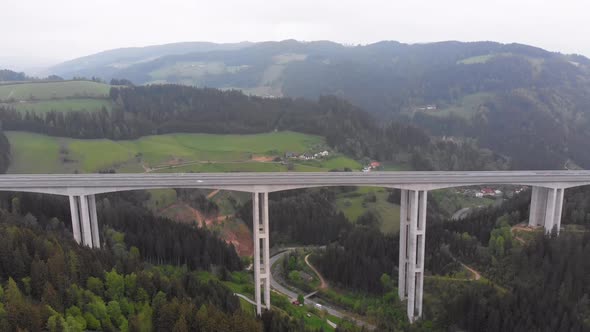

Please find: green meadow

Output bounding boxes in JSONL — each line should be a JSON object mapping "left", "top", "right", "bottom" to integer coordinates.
{"left": 335, "top": 187, "right": 401, "bottom": 234}
{"left": 0, "top": 81, "right": 111, "bottom": 101}
{"left": 6, "top": 130, "right": 357, "bottom": 174}
{"left": 6, "top": 98, "right": 112, "bottom": 113}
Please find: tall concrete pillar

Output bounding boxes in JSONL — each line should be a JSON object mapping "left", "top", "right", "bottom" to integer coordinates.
{"left": 69, "top": 195, "right": 100, "bottom": 248}
{"left": 528, "top": 186, "right": 564, "bottom": 234}
{"left": 554, "top": 189, "right": 564, "bottom": 235}
{"left": 252, "top": 191, "right": 271, "bottom": 315}
{"left": 68, "top": 196, "right": 82, "bottom": 244}
{"left": 398, "top": 189, "right": 408, "bottom": 300}
{"left": 79, "top": 195, "right": 94, "bottom": 247}
{"left": 252, "top": 192, "right": 270, "bottom": 315}
{"left": 252, "top": 192, "right": 262, "bottom": 315}
{"left": 261, "top": 192, "right": 271, "bottom": 310}
{"left": 398, "top": 189, "right": 428, "bottom": 323}
{"left": 528, "top": 186, "right": 542, "bottom": 227}
{"left": 544, "top": 188, "right": 557, "bottom": 232}
{"left": 415, "top": 190, "right": 427, "bottom": 318}
{"left": 88, "top": 195, "right": 101, "bottom": 248}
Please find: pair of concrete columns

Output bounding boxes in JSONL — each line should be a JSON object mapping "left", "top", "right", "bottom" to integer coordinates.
{"left": 398, "top": 189, "right": 428, "bottom": 323}
{"left": 528, "top": 186, "right": 564, "bottom": 234}
{"left": 68, "top": 195, "right": 101, "bottom": 248}
{"left": 397, "top": 185, "right": 565, "bottom": 323}
{"left": 252, "top": 192, "right": 271, "bottom": 315}
{"left": 248, "top": 188, "right": 446, "bottom": 322}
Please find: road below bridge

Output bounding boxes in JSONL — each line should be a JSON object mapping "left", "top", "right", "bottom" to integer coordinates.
{"left": 269, "top": 249, "right": 375, "bottom": 329}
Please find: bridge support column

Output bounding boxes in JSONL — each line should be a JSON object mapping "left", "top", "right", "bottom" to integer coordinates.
{"left": 252, "top": 192, "right": 271, "bottom": 315}
{"left": 398, "top": 189, "right": 427, "bottom": 323}
{"left": 528, "top": 186, "right": 564, "bottom": 234}
{"left": 69, "top": 195, "right": 100, "bottom": 248}
{"left": 69, "top": 196, "right": 82, "bottom": 244}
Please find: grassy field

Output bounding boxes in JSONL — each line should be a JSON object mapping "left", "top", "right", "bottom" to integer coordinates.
{"left": 423, "top": 92, "right": 494, "bottom": 119}
{"left": 0, "top": 81, "right": 111, "bottom": 101}
{"left": 6, "top": 130, "right": 355, "bottom": 174}
{"left": 5, "top": 98, "right": 112, "bottom": 113}
{"left": 430, "top": 188, "right": 498, "bottom": 218}
{"left": 335, "top": 187, "right": 401, "bottom": 234}
{"left": 298, "top": 156, "right": 361, "bottom": 170}
{"left": 457, "top": 54, "right": 496, "bottom": 65}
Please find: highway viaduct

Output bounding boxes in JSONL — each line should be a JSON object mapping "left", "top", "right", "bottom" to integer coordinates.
{"left": 1, "top": 170, "right": 589, "bottom": 323}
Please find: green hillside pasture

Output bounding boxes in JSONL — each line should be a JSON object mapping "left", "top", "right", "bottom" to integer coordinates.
{"left": 335, "top": 187, "right": 400, "bottom": 234}
{"left": 0, "top": 81, "right": 111, "bottom": 101}
{"left": 6, "top": 131, "right": 343, "bottom": 173}
{"left": 457, "top": 54, "right": 496, "bottom": 65}
{"left": 149, "top": 61, "right": 238, "bottom": 85}
{"left": 8, "top": 98, "right": 112, "bottom": 113}
{"left": 425, "top": 92, "right": 494, "bottom": 119}
{"left": 122, "top": 131, "right": 323, "bottom": 166}
{"left": 5, "top": 132, "right": 64, "bottom": 173}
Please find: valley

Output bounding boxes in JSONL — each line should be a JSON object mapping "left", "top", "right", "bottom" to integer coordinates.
{"left": 1, "top": 38, "right": 590, "bottom": 331}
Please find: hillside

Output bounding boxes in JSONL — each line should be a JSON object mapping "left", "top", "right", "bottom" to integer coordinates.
{"left": 5, "top": 130, "right": 357, "bottom": 174}
{"left": 48, "top": 40, "right": 590, "bottom": 169}
{"left": 0, "top": 80, "right": 110, "bottom": 101}
{"left": 47, "top": 42, "right": 251, "bottom": 80}
{"left": 0, "top": 80, "right": 113, "bottom": 113}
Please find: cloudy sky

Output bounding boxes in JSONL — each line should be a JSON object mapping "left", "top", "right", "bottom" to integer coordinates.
{"left": 2, "top": 0, "right": 588, "bottom": 67}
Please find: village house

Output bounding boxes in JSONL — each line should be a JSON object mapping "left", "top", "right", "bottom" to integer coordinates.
{"left": 285, "top": 152, "right": 298, "bottom": 159}
{"left": 298, "top": 153, "right": 314, "bottom": 161}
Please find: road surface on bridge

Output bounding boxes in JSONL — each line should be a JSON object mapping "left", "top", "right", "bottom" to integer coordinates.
{"left": 2, "top": 171, "right": 590, "bottom": 195}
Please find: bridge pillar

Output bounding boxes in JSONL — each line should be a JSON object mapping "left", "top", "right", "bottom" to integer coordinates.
{"left": 252, "top": 192, "right": 271, "bottom": 315}
{"left": 69, "top": 195, "right": 100, "bottom": 248}
{"left": 528, "top": 186, "right": 564, "bottom": 234}
{"left": 398, "top": 189, "right": 427, "bottom": 323}
{"left": 69, "top": 196, "right": 82, "bottom": 244}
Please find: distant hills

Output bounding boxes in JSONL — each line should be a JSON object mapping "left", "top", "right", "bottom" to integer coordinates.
{"left": 47, "top": 41, "right": 251, "bottom": 81}
{"left": 26, "top": 40, "right": 590, "bottom": 169}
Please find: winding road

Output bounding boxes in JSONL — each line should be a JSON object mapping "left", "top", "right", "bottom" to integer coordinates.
{"left": 305, "top": 253, "right": 328, "bottom": 289}
{"left": 269, "top": 249, "right": 375, "bottom": 329}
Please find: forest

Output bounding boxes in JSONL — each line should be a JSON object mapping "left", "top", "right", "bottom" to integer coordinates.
{"left": 237, "top": 189, "right": 352, "bottom": 245}
{"left": 0, "top": 189, "right": 345, "bottom": 331}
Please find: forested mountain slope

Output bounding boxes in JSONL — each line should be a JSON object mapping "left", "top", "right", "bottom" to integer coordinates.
{"left": 49, "top": 40, "right": 590, "bottom": 169}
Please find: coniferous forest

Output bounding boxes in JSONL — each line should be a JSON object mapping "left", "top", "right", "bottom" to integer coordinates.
{"left": 0, "top": 190, "right": 332, "bottom": 331}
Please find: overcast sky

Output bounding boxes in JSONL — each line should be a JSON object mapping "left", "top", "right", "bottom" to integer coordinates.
{"left": 2, "top": 0, "right": 588, "bottom": 68}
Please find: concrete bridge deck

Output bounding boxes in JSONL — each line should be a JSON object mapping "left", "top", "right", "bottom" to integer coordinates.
{"left": 1, "top": 171, "right": 590, "bottom": 195}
